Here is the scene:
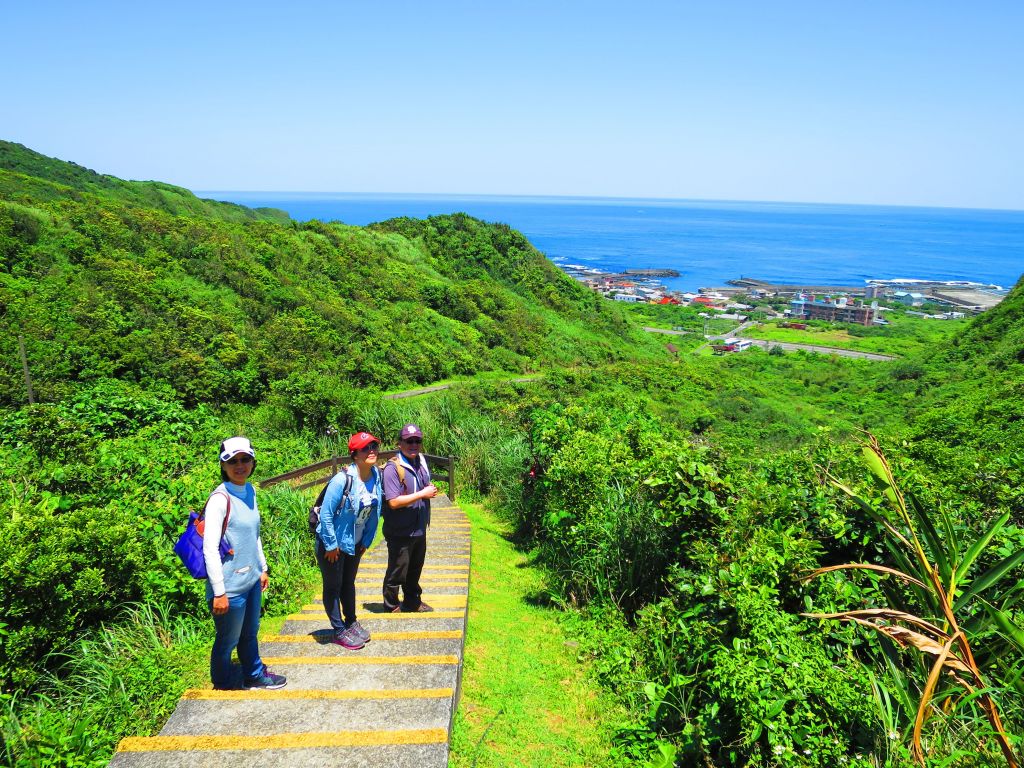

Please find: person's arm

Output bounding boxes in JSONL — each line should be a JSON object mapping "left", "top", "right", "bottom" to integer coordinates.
{"left": 318, "top": 474, "right": 347, "bottom": 560}
{"left": 383, "top": 462, "right": 436, "bottom": 509}
{"left": 255, "top": 494, "right": 269, "bottom": 589}
{"left": 360, "top": 473, "right": 382, "bottom": 552}
{"left": 256, "top": 534, "right": 269, "bottom": 590}
{"left": 203, "top": 492, "right": 230, "bottom": 613}
{"left": 385, "top": 484, "right": 437, "bottom": 509}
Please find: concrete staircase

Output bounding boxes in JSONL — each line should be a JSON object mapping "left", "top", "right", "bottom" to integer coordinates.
{"left": 110, "top": 496, "right": 469, "bottom": 768}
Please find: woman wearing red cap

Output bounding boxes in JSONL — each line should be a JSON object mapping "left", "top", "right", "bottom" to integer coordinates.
{"left": 314, "top": 432, "right": 382, "bottom": 650}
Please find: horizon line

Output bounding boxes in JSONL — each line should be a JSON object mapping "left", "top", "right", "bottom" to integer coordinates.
{"left": 191, "top": 189, "right": 1024, "bottom": 215}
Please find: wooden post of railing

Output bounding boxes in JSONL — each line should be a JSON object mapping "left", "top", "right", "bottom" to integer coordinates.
{"left": 448, "top": 455, "right": 456, "bottom": 502}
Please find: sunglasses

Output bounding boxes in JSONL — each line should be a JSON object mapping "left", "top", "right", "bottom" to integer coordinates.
{"left": 358, "top": 442, "right": 380, "bottom": 453}
{"left": 225, "top": 455, "right": 254, "bottom": 465}
{"left": 402, "top": 437, "right": 422, "bottom": 444}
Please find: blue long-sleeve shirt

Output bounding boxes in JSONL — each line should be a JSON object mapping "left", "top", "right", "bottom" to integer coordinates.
{"left": 317, "top": 464, "right": 381, "bottom": 554}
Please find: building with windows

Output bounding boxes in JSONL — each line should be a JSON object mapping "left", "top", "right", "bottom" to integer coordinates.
{"left": 789, "top": 296, "right": 877, "bottom": 326}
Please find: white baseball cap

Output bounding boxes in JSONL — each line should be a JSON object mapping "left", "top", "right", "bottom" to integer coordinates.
{"left": 219, "top": 436, "right": 255, "bottom": 462}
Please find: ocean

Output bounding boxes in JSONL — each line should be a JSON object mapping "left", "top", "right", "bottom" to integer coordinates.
{"left": 198, "top": 193, "right": 1024, "bottom": 294}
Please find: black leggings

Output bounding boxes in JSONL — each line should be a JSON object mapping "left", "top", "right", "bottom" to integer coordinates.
{"left": 315, "top": 540, "right": 363, "bottom": 631}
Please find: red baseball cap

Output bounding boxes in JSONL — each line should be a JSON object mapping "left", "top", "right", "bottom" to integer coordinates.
{"left": 348, "top": 431, "right": 380, "bottom": 452}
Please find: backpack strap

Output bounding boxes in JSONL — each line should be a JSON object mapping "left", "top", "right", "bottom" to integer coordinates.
{"left": 313, "top": 480, "right": 330, "bottom": 510}
{"left": 314, "top": 471, "right": 355, "bottom": 535}
{"left": 198, "top": 489, "right": 232, "bottom": 548}
{"left": 217, "top": 490, "right": 231, "bottom": 538}
{"left": 388, "top": 456, "right": 407, "bottom": 493}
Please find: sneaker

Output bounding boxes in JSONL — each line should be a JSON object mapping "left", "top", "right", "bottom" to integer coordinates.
{"left": 349, "top": 620, "right": 371, "bottom": 644}
{"left": 333, "top": 626, "right": 365, "bottom": 650}
{"left": 387, "top": 603, "right": 403, "bottom": 613}
{"left": 244, "top": 667, "right": 287, "bottom": 690}
{"left": 405, "top": 602, "right": 434, "bottom": 613}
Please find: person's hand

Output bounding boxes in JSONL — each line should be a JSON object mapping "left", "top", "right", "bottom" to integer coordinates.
{"left": 421, "top": 484, "right": 438, "bottom": 499}
{"left": 212, "top": 594, "right": 229, "bottom": 615}
{"left": 356, "top": 543, "right": 367, "bottom": 556}
{"left": 260, "top": 571, "right": 269, "bottom": 591}
{"left": 325, "top": 547, "right": 340, "bottom": 563}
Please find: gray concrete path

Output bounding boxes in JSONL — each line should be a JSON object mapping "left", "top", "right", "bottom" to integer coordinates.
{"left": 110, "top": 497, "right": 469, "bottom": 768}
{"left": 741, "top": 338, "right": 898, "bottom": 360}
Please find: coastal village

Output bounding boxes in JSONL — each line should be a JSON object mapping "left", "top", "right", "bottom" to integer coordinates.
{"left": 558, "top": 263, "right": 1008, "bottom": 326}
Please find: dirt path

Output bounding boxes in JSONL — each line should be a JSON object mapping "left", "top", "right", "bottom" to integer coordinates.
{"left": 384, "top": 376, "right": 538, "bottom": 399}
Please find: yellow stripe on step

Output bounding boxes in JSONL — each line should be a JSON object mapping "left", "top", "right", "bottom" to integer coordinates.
{"left": 286, "top": 611, "right": 464, "bottom": 621}
{"left": 182, "top": 687, "right": 452, "bottom": 700}
{"left": 261, "top": 630, "right": 463, "bottom": 642}
{"left": 357, "top": 564, "right": 468, "bottom": 570}
{"left": 302, "top": 596, "right": 465, "bottom": 611}
{"left": 117, "top": 728, "right": 447, "bottom": 752}
{"left": 354, "top": 580, "right": 468, "bottom": 587}
{"left": 262, "top": 655, "right": 458, "bottom": 665}
{"left": 359, "top": 573, "right": 468, "bottom": 579}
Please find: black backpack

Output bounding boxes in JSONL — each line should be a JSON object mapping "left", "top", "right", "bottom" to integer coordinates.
{"left": 308, "top": 472, "right": 354, "bottom": 537}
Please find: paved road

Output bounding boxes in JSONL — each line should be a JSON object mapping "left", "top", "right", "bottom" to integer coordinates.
{"left": 742, "top": 339, "right": 897, "bottom": 361}
{"left": 731, "top": 322, "right": 896, "bottom": 360}
{"left": 708, "top": 320, "right": 760, "bottom": 340}
{"left": 643, "top": 326, "right": 691, "bottom": 336}
{"left": 642, "top": 324, "right": 897, "bottom": 361}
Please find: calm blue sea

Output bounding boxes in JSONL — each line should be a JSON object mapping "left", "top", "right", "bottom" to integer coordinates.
{"left": 199, "top": 192, "right": 1024, "bottom": 294}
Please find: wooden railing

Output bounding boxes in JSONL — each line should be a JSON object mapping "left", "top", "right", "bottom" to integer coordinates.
{"left": 259, "top": 451, "right": 456, "bottom": 501}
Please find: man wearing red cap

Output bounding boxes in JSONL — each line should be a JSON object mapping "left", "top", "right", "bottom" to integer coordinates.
{"left": 381, "top": 423, "right": 438, "bottom": 612}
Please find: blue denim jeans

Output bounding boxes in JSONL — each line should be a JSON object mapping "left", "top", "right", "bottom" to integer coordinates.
{"left": 209, "top": 580, "right": 263, "bottom": 689}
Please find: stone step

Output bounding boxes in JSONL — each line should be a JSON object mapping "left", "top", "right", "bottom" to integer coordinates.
{"left": 111, "top": 493, "right": 469, "bottom": 768}
{"left": 111, "top": 740, "right": 448, "bottom": 768}
{"left": 261, "top": 635, "right": 462, "bottom": 657}
{"left": 281, "top": 615, "right": 466, "bottom": 636}
{"left": 158, "top": 693, "right": 452, "bottom": 735}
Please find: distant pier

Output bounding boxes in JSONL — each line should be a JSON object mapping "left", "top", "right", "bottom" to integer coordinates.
{"left": 727, "top": 277, "right": 867, "bottom": 294}
{"left": 624, "top": 268, "right": 681, "bottom": 278}
{"left": 726, "top": 277, "right": 1007, "bottom": 311}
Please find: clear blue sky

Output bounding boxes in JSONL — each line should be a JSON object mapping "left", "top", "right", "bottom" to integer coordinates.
{"left": 3, "top": 1, "right": 1022, "bottom": 209}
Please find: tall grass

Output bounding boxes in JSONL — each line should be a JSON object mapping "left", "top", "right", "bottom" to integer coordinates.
{"left": 0, "top": 602, "right": 209, "bottom": 768}
{"left": 257, "top": 484, "right": 321, "bottom": 614}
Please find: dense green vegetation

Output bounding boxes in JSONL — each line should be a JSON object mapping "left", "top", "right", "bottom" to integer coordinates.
{"left": 743, "top": 313, "right": 967, "bottom": 356}
{"left": 451, "top": 501, "right": 627, "bottom": 767}
{"left": 1, "top": 143, "right": 1022, "bottom": 767}
{"left": 0, "top": 140, "right": 657, "bottom": 415}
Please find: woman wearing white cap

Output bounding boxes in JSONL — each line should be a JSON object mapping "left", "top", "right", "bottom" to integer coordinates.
{"left": 203, "top": 436, "right": 286, "bottom": 690}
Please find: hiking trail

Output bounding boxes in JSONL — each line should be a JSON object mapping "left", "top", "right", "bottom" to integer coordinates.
{"left": 110, "top": 495, "right": 469, "bottom": 768}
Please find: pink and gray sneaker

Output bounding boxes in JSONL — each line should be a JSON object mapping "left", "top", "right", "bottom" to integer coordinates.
{"left": 348, "top": 620, "right": 370, "bottom": 644}
{"left": 333, "top": 625, "right": 365, "bottom": 650}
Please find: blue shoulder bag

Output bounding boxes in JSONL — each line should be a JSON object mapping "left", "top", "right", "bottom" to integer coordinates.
{"left": 173, "top": 491, "right": 234, "bottom": 579}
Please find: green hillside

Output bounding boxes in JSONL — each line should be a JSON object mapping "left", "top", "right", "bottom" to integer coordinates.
{"left": 0, "top": 141, "right": 289, "bottom": 223}
{"left": 1, "top": 142, "right": 1022, "bottom": 768}
{"left": 0, "top": 142, "right": 661, "bottom": 417}
{"left": 0, "top": 142, "right": 662, "bottom": 689}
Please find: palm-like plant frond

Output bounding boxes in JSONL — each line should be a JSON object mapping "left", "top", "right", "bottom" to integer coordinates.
{"left": 803, "top": 435, "right": 1021, "bottom": 768}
